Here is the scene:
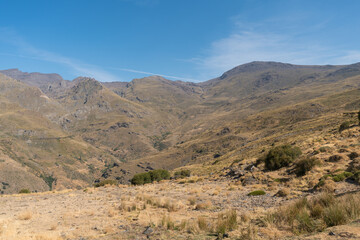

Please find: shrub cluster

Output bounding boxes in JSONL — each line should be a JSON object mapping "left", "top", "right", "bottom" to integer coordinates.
{"left": 264, "top": 145, "right": 302, "bottom": 170}
{"left": 316, "top": 171, "right": 353, "bottom": 188}
{"left": 295, "top": 157, "right": 319, "bottom": 176}
{"left": 174, "top": 169, "right": 191, "bottom": 179}
{"left": 19, "top": 189, "right": 31, "bottom": 194}
{"left": 265, "top": 193, "right": 360, "bottom": 234}
{"left": 353, "top": 171, "right": 360, "bottom": 184}
{"left": 328, "top": 155, "right": 342, "bottom": 162}
{"left": 348, "top": 152, "right": 359, "bottom": 160}
{"left": 339, "top": 121, "right": 350, "bottom": 132}
{"left": 131, "top": 169, "right": 170, "bottom": 185}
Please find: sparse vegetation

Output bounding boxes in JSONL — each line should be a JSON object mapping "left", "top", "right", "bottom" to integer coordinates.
{"left": 264, "top": 144, "right": 302, "bottom": 170}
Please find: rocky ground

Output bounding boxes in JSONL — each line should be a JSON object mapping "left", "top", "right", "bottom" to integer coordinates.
{"left": 0, "top": 176, "right": 359, "bottom": 240}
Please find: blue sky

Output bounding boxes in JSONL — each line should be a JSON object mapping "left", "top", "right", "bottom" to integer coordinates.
{"left": 0, "top": 0, "right": 360, "bottom": 82}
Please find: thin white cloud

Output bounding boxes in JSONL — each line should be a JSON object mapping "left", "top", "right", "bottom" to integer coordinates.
{"left": 0, "top": 28, "right": 121, "bottom": 82}
{"left": 0, "top": 28, "right": 199, "bottom": 82}
{"left": 193, "top": 20, "right": 360, "bottom": 79}
{"left": 107, "top": 67, "right": 200, "bottom": 82}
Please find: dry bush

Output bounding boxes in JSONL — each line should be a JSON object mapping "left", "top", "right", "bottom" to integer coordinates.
{"left": 197, "top": 216, "right": 210, "bottom": 232}
{"left": 195, "top": 200, "right": 212, "bottom": 210}
{"left": 49, "top": 223, "right": 57, "bottom": 231}
{"left": 188, "top": 197, "right": 196, "bottom": 206}
{"left": 103, "top": 225, "right": 116, "bottom": 234}
{"left": 240, "top": 212, "right": 250, "bottom": 223}
{"left": 239, "top": 224, "right": 258, "bottom": 240}
{"left": 179, "top": 219, "right": 187, "bottom": 231}
{"left": 18, "top": 211, "right": 32, "bottom": 220}
{"left": 108, "top": 208, "right": 117, "bottom": 217}
{"left": 119, "top": 201, "right": 137, "bottom": 212}
{"left": 186, "top": 219, "right": 200, "bottom": 234}
{"left": 35, "top": 236, "right": 63, "bottom": 240}
{"left": 216, "top": 209, "right": 237, "bottom": 236}
{"left": 294, "top": 157, "right": 319, "bottom": 176}
{"left": 275, "top": 188, "right": 290, "bottom": 197}
{"left": 323, "top": 204, "right": 347, "bottom": 227}
{"left": 211, "top": 190, "right": 219, "bottom": 196}
{"left": 152, "top": 197, "right": 182, "bottom": 212}
{"left": 160, "top": 215, "right": 175, "bottom": 230}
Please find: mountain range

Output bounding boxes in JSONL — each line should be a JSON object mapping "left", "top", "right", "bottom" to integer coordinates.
{"left": 0, "top": 61, "right": 359, "bottom": 193}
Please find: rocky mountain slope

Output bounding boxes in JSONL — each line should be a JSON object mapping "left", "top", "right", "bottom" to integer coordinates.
{"left": 0, "top": 61, "right": 359, "bottom": 192}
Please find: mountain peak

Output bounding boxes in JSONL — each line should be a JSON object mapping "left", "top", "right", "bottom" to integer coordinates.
{"left": 219, "top": 61, "right": 295, "bottom": 79}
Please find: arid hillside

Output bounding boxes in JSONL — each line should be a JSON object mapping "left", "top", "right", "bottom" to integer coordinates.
{"left": 0, "top": 61, "right": 360, "bottom": 192}
{"left": 0, "top": 124, "right": 359, "bottom": 239}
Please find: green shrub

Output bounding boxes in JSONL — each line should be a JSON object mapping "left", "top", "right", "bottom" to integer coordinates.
{"left": 130, "top": 172, "right": 151, "bottom": 185}
{"left": 40, "top": 174, "right": 56, "bottom": 190}
{"left": 323, "top": 204, "right": 348, "bottom": 227}
{"left": 149, "top": 169, "right": 170, "bottom": 182}
{"left": 295, "top": 158, "right": 318, "bottom": 176}
{"left": 19, "top": 189, "right": 31, "bottom": 194}
{"left": 248, "top": 190, "right": 266, "bottom": 196}
{"left": 332, "top": 171, "right": 353, "bottom": 182}
{"left": 353, "top": 171, "right": 360, "bottom": 184}
{"left": 339, "top": 121, "right": 350, "bottom": 132}
{"left": 264, "top": 145, "right": 302, "bottom": 170}
{"left": 295, "top": 209, "right": 318, "bottom": 233}
{"left": 94, "top": 179, "right": 118, "bottom": 187}
{"left": 174, "top": 169, "right": 191, "bottom": 179}
{"left": 131, "top": 169, "right": 170, "bottom": 185}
